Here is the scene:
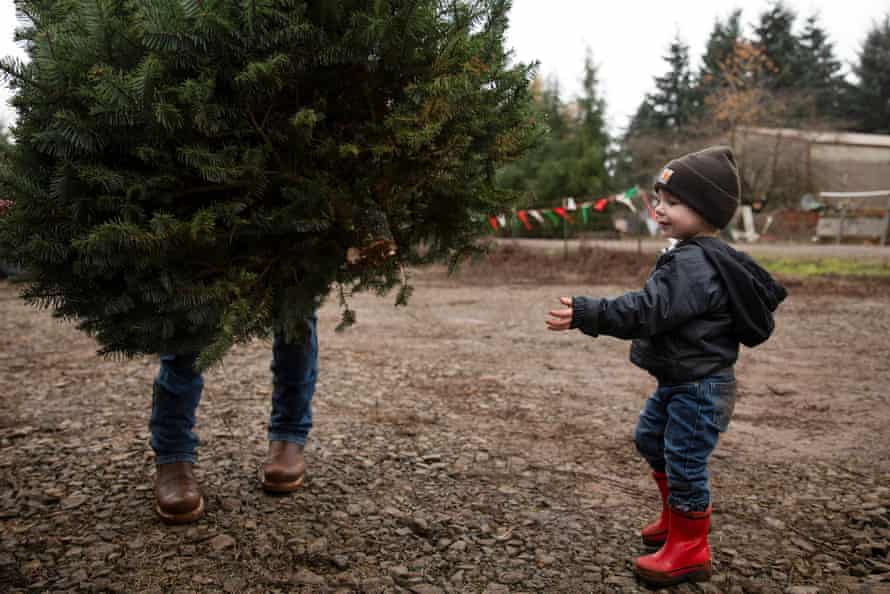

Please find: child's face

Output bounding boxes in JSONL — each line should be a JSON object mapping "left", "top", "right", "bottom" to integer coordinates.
{"left": 652, "top": 189, "right": 715, "bottom": 240}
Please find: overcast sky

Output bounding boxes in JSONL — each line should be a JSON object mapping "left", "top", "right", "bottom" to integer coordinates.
{"left": 1, "top": 1, "right": 888, "bottom": 133}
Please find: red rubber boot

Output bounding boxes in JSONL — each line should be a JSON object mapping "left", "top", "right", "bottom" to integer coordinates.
{"left": 640, "top": 471, "right": 669, "bottom": 546}
{"left": 635, "top": 506, "right": 712, "bottom": 586}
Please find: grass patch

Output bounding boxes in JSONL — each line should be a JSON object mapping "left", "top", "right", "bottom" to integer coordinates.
{"left": 758, "top": 257, "right": 890, "bottom": 279}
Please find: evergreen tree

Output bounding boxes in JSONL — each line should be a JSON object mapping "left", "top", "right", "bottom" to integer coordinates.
{"left": 495, "top": 75, "right": 562, "bottom": 205}
{"left": 625, "top": 94, "right": 660, "bottom": 138}
{"left": 752, "top": 1, "right": 801, "bottom": 89}
{"left": 577, "top": 50, "right": 609, "bottom": 149}
{"left": 0, "top": 0, "right": 538, "bottom": 367}
{"left": 541, "top": 75, "right": 569, "bottom": 140}
{"left": 850, "top": 15, "right": 890, "bottom": 133}
{"left": 699, "top": 10, "right": 743, "bottom": 95}
{"left": 566, "top": 49, "right": 609, "bottom": 198}
{"left": 636, "top": 34, "right": 698, "bottom": 132}
{"left": 622, "top": 36, "right": 702, "bottom": 189}
{"left": 795, "top": 14, "right": 846, "bottom": 120}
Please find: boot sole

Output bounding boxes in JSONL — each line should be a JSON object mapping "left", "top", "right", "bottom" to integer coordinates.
{"left": 262, "top": 474, "right": 305, "bottom": 493}
{"left": 156, "top": 496, "right": 205, "bottom": 525}
{"left": 635, "top": 561, "right": 712, "bottom": 586}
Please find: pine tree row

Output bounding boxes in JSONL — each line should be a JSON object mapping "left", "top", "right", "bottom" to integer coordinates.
{"left": 629, "top": 4, "right": 889, "bottom": 136}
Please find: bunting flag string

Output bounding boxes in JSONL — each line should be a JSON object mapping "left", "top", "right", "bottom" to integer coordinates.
{"left": 484, "top": 187, "right": 653, "bottom": 231}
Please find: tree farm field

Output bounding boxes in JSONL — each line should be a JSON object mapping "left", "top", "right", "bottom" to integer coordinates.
{"left": 1, "top": 244, "right": 889, "bottom": 593}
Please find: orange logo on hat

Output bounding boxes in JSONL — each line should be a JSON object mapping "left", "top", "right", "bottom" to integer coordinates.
{"left": 659, "top": 167, "right": 674, "bottom": 183}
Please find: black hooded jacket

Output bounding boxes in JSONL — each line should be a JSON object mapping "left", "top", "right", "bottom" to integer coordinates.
{"left": 570, "top": 237, "right": 787, "bottom": 383}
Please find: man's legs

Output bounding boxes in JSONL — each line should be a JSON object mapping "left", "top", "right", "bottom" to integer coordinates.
{"left": 262, "top": 315, "right": 317, "bottom": 492}
{"left": 150, "top": 353, "right": 204, "bottom": 523}
{"left": 149, "top": 313, "right": 319, "bottom": 510}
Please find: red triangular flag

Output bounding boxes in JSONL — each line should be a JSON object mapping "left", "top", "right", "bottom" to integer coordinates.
{"left": 517, "top": 210, "right": 532, "bottom": 230}
{"left": 553, "top": 207, "right": 573, "bottom": 222}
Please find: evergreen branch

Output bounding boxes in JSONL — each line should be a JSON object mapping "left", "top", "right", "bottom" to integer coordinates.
{"left": 335, "top": 282, "right": 356, "bottom": 332}
{"left": 0, "top": 58, "right": 50, "bottom": 93}
{"left": 172, "top": 181, "right": 257, "bottom": 198}
{"left": 246, "top": 109, "right": 282, "bottom": 167}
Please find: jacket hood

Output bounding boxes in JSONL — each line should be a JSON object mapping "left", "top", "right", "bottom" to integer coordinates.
{"left": 686, "top": 237, "right": 787, "bottom": 347}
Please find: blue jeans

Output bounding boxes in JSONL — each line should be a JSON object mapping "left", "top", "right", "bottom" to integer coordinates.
{"left": 149, "top": 316, "right": 317, "bottom": 465}
{"left": 633, "top": 370, "right": 737, "bottom": 512}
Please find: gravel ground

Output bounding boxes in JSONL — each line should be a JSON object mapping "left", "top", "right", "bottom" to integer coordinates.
{"left": 1, "top": 248, "right": 889, "bottom": 593}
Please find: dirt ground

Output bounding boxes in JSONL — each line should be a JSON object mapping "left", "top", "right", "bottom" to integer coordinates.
{"left": 1, "top": 244, "right": 889, "bottom": 594}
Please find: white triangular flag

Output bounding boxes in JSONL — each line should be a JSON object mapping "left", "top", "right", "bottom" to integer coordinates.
{"left": 615, "top": 193, "right": 637, "bottom": 213}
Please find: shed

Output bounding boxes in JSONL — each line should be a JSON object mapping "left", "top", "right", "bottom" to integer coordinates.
{"left": 736, "top": 127, "right": 890, "bottom": 243}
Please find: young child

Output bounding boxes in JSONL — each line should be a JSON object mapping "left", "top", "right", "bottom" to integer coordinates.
{"left": 546, "top": 146, "right": 786, "bottom": 587}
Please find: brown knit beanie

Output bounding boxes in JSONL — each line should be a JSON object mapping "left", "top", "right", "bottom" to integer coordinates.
{"left": 652, "top": 146, "right": 741, "bottom": 229}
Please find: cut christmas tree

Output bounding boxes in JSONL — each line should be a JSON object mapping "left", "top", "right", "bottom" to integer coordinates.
{"left": 0, "top": 0, "right": 537, "bottom": 368}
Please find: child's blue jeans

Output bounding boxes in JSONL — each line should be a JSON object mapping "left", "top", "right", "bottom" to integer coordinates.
{"left": 633, "top": 369, "right": 737, "bottom": 512}
{"left": 149, "top": 316, "right": 317, "bottom": 465}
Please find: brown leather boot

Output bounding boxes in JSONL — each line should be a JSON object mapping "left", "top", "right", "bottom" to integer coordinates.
{"left": 154, "top": 462, "right": 204, "bottom": 524}
{"left": 262, "top": 441, "right": 305, "bottom": 493}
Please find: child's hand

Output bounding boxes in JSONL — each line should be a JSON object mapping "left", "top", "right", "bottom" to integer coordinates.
{"left": 546, "top": 297, "right": 573, "bottom": 331}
